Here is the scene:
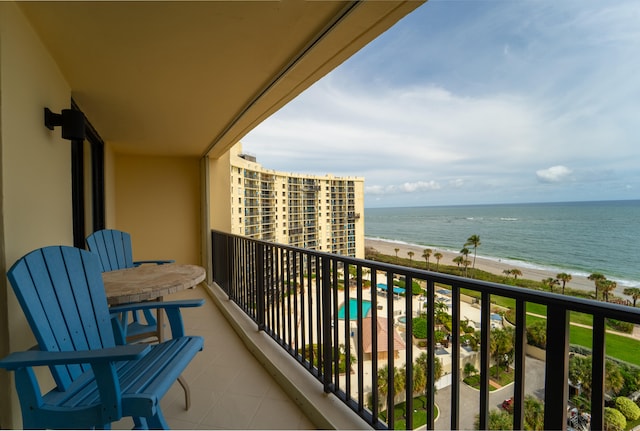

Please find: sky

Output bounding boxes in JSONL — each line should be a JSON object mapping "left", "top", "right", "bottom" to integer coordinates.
{"left": 242, "top": 0, "right": 640, "bottom": 208}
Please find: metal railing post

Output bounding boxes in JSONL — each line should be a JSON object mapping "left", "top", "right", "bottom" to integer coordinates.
{"left": 544, "top": 303, "right": 569, "bottom": 431}
{"left": 479, "top": 291, "right": 491, "bottom": 431}
{"left": 590, "top": 314, "right": 606, "bottom": 430}
{"left": 512, "top": 299, "right": 526, "bottom": 431}
{"left": 256, "top": 242, "right": 265, "bottom": 331}
{"left": 321, "top": 255, "right": 332, "bottom": 393}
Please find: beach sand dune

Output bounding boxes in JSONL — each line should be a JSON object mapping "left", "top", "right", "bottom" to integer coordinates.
{"left": 365, "top": 238, "right": 598, "bottom": 294}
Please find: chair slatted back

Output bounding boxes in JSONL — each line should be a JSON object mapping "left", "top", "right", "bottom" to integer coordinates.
{"left": 86, "top": 229, "right": 134, "bottom": 271}
{"left": 7, "top": 246, "right": 116, "bottom": 391}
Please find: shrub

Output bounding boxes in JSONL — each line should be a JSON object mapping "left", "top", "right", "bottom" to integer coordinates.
{"left": 606, "top": 319, "right": 634, "bottom": 334}
{"left": 526, "top": 320, "right": 547, "bottom": 349}
{"left": 434, "top": 330, "right": 447, "bottom": 344}
{"left": 412, "top": 317, "right": 427, "bottom": 339}
{"left": 604, "top": 407, "right": 626, "bottom": 431}
{"left": 615, "top": 397, "right": 640, "bottom": 421}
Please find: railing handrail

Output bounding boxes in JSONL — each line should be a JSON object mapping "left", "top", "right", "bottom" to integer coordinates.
{"left": 215, "top": 230, "right": 640, "bottom": 322}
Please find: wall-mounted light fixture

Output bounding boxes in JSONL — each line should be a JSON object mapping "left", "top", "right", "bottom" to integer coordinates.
{"left": 44, "top": 108, "right": 86, "bottom": 141}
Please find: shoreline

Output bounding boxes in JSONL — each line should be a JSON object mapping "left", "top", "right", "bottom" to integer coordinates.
{"left": 365, "top": 237, "right": 601, "bottom": 295}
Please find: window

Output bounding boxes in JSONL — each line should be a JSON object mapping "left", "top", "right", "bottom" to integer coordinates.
{"left": 71, "top": 101, "right": 105, "bottom": 249}
{"left": 239, "top": 217, "right": 242, "bottom": 224}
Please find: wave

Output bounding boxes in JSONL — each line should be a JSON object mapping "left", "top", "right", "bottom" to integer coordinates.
{"left": 365, "top": 236, "right": 640, "bottom": 291}
{"left": 500, "top": 217, "right": 518, "bottom": 221}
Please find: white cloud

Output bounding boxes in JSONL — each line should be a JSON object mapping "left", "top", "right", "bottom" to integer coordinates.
{"left": 536, "top": 165, "right": 573, "bottom": 183}
{"left": 242, "top": 1, "right": 640, "bottom": 206}
{"left": 365, "top": 180, "right": 441, "bottom": 195}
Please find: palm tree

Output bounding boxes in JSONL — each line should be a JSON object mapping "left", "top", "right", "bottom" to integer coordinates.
{"left": 434, "top": 300, "right": 449, "bottom": 325}
{"left": 503, "top": 268, "right": 522, "bottom": 281}
{"left": 463, "top": 362, "right": 477, "bottom": 378}
{"left": 462, "top": 259, "right": 472, "bottom": 277}
{"left": 407, "top": 250, "right": 414, "bottom": 263}
{"left": 453, "top": 255, "right": 464, "bottom": 273}
{"left": 394, "top": 247, "right": 400, "bottom": 263}
{"left": 523, "top": 395, "right": 545, "bottom": 431}
{"left": 464, "top": 234, "right": 481, "bottom": 277}
{"left": 411, "top": 364, "right": 426, "bottom": 409}
{"left": 557, "top": 273, "right": 572, "bottom": 295}
{"left": 542, "top": 277, "right": 560, "bottom": 292}
{"left": 422, "top": 248, "right": 432, "bottom": 270}
{"left": 459, "top": 247, "right": 470, "bottom": 277}
{"left": 601, "top": 279, "right": 617, "bottom": 303}
{"left": 588, "top": 273, "right": 606, "bottom": 301}
{"left": 490, "top": 326, "right": 515, "bottom": 376}
{"left": 393, "top": 366, "right": 406, "bottom": 416}
{"left": 416, "top": 352, "right": 443, "bottom": 382}
{"left": 623, "top": 287, "right": 640, "bottom": 307}
{"left": 377, "top": 365, "right": 390, "bottom": 412}
{"left": 434, "top": 252, "right": 443, "bottom": 271}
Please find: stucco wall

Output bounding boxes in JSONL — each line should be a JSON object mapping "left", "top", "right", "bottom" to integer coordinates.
{"left": 114, "top": 154, "right": 202, "bottom": 265}
{"left": 0, "top": 3, "right": 74, "bottom": 427}
{"left": 209, "top": 150, "right": 232, "bottom": 233}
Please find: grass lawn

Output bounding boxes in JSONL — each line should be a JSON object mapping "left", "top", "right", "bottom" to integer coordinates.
{"left": 625, "top": 417, "right": 640, "bottom": 430}
{"left": 380, "top": 396, "right": 439, "bottom": 429}
{"left": 524, "top": 314, "right": 640, "bottom": 366}
{"left": 570, "top": 325, "right": 640, "bottom": 366}
{"left": 463, "top": 366, "right": 513, "bottom": 390}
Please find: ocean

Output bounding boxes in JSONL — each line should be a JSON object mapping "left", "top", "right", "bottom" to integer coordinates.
{"left": 365, "top": 200, "right": 640, "bottom": 289}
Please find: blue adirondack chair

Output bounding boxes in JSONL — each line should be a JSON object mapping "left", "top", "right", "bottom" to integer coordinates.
{"left": 0, "top": 246, "right": 204, "bottom": 429}
{"left": 86, "top": 229, "right": 174, "bottom": 342}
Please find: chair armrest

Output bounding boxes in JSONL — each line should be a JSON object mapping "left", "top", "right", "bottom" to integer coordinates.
{"left": 110, "top": 299, "right": 204, "bottom": 339}
{"left": 109, "top": 299, "right": 204, "bottom": 314}
{"left": 133, "top": 260, "right": 175, "bottom": 266}
{"left": 0, "top": 344, "right": 149, "bottom": 370}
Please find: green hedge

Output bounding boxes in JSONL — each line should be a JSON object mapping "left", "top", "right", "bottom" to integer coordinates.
{"left": 615, "top": 397, "right": 640, "bottom": 421}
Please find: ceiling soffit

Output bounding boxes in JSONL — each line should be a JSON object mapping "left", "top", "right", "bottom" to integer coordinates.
{"left": 18, "top": 1, "right": 423, "bottom": 157}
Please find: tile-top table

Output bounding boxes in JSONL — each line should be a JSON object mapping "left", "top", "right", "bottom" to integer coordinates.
{"left": 103, "top": 263, "right": 206, "bottom": 306}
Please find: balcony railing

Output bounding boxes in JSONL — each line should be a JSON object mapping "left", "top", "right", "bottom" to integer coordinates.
{"left": 211, "top": 230, "right": 640, "bottom": 430}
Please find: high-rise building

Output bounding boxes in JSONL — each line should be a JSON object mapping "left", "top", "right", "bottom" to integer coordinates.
{"left": 210, "top": 143, "right": 364, "bottom": 258}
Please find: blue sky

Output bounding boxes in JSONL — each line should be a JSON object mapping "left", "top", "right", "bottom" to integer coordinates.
{"left": 242, "top": 1, "right": 640, "bottom": 208}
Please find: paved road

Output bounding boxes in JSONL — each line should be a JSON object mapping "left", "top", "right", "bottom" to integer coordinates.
{"left": 427, "top": 356, "right": 546, "bottom": 430}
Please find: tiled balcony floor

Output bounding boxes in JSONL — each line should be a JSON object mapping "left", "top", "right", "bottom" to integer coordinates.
{"left": 113, "top": 284, "right": 316, "bottom": 430}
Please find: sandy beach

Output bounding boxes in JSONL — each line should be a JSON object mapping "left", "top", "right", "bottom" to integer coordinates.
{"left": 365, "top": 237, "right": 598, "bottom": 294}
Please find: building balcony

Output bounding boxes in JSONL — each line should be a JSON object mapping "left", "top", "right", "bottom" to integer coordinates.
{"left": 211, "top": 230, "right": 640, "bottom": 430}
{"left": 113, "top": 285, "right": 318, "bottom": 430}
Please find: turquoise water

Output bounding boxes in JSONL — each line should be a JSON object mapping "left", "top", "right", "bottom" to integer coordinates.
{"left": 365, "top": 200, "right": 640, "bottom": 288}
{"left": 338, "top": 298, "right": 372, "bottom": 320}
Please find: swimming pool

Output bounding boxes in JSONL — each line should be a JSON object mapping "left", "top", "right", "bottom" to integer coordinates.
{"left": 337, "top": 298, "right": 372, "bottom": 320}
{"left": 376, "top": 283, "right": 406, "bottom": 295}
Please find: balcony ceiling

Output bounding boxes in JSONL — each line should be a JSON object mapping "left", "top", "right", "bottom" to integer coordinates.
{"left": 19, "top": 1, "right": 422, "bottom": 158}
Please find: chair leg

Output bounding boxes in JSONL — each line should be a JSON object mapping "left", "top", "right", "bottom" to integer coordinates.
{"left": 146, "top": 407, "right": 169, "bottom": 430}
{"left": 178, "top": 374, "right": 191, "bottom": 410}
{"left": 133, "top": 417, "right": 147, "bottom": 429}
